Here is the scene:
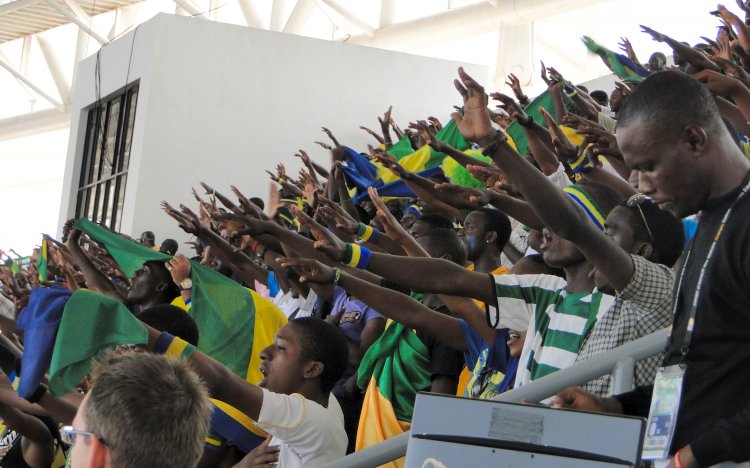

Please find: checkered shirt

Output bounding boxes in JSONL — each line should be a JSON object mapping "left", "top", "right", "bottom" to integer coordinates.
{"left": 576, "top": 254, "right": 674, "bottom": 396}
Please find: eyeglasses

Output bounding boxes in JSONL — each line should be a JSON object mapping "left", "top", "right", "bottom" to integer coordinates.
{"left": 61, "top": 426, "right": 107, "bottom": 446}
{"left": 626, "top": 194, "right": 655, "bottom": 245}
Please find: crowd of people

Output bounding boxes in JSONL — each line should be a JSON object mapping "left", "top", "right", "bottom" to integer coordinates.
{"left": 1, "top": 3, "right": 750, "bottom": 467}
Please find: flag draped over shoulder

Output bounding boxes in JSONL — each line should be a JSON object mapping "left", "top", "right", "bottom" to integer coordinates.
{"left": 355, "top": 321, "right": 431, "bottom": 463}
{"left": 582, "top": 36, "right": 650, "bottom": 82}
{"left": 36, "top": 237, "right": 48, "bottom": 282}
{"left": 48, "top": 289, "right": 148, "bottom": 395}
{"left": 72, "top": 217, "right": 287, "bottom": 452}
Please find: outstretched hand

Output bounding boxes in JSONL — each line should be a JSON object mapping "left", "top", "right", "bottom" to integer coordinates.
{"left": 276, "top": 257, "right": 335, "bottom": 284}
{"left": 292, "top": 205, "right": 348, "bottom": 262}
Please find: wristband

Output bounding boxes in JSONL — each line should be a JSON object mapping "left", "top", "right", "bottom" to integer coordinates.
{"left": 567, "top": 145, "right": 596, "bottom": 174}
{"left": 674, "top": 449, "right": 684, "bottom": 468}
{"left": 358, "top": 224, "right": 380, "bottom": 243}
{"left": 332, "top": 267, "right": 341, "bottom": 286}
{"left": 25, "top": 384, "right": 47, "bottom": 404}
{"left": 482, "top": 130, "right": 509, "bottom": 156}
{"left": 564, "top": 86, "right": 578, "bottom": 97}
{"left": 344, "top": 244, "right": 372, "bottom": 269}
{"left": 153, "top": 332, "right": 197, "bottom": 360}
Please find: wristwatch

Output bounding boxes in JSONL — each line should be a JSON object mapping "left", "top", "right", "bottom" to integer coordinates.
{"left": 179, "top": 278, "right": 193, "bottom": 290}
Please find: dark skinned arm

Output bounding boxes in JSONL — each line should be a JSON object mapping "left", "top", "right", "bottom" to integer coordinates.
{"left": 64, "top": 228, "right": 125, "bottom": 302}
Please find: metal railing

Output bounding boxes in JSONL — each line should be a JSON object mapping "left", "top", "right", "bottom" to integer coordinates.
{"left": 324, "top": 327, "right": 669, "bottom": 468}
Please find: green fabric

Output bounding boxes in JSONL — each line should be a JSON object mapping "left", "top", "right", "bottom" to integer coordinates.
{"left": 356, "top": 321, "right": 431, "bottom": 423}
{"left": 73, "top": 218, "right": 256, "bottom": 379}
{"left": 424, "top": 119, "right": 471, "bottom": 170}
{"left": 189, "top": 262, "right": 255, "bottom": 377}
{"left": 48, "top": 289, "right": 148, "bottom": 395}
{"left": 73, "top": 218, "right": 169, "bottom": 279}
{"left": 36, "top": 238, "right": 47, "bottom": 282}
{"left": 506, "top": 90, "right": 556, "bottom": 157}
{"left": 582, "top": 36, "right": 647, "bottom": 83}
{"left": 441, "top": 150, "right": 493, "bottom": 188}
{"left": 386, "top": 136, "right": 415, "bottom": 160}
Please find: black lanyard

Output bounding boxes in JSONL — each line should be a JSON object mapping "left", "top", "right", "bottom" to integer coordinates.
{"left": 668, "top": 174, "right": 750, "bottom": 365}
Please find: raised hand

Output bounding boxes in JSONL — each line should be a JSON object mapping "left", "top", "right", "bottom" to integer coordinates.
{"left": 618, "top": 37, "right": 637, "bottom": 59}
{"left": 540, "top": 60, "right": 554, "bottom": 86}
{"left": 292, "top": 205, "right": 347, "bottom": 262}
{"left": 452, "top": 67, "right": 495, "bottom": 145}
{"left": 359, "top": 126, "right": 384, "bottom": 144}
{"left": 371, "top": 150, "right": 412, "bottom": 179}
{"left": 505, "top": 72, "right": 529, "bottom": 106}
{"left": 321, "top": 127, "right": 341, "bottom": 148}
{"left": 427, "top": 116, "right": 443, "bottom": 131}
{"left": 367, "top": 187, "right": 407, "bottom": 240}
{"left": 466, "top": 164, "right": 509, "bottom": 190}
{"left": 162, "top": 201, "right": 202, "bottom": 235}
{"left": 276, "top": 257, "right": 335, "bottom": 285}
{"left": 539, "top": 107, "right": 577, "bottom": 161}
{"left": 317, "top": 197, "right": 359, "bottom": 234}
{"left": 294, "top": 149, "right": 312, "bottom": 165}
{"left": 640, "top": 24, "right": 667, "bottom": 42}
{"left": 165, "top": 254, "right": 192, "bottom": 286}
{"left": 409, "top": 120, "right": 448, "bottom": 153}
{"left": 434, "top": 182, "right": 483, "bottom": 209}
{"left": 490, "top": 92, "right": 533, "bottom": 127}
{"left": 314, "top": 141, "right": 333, "bottom": 151}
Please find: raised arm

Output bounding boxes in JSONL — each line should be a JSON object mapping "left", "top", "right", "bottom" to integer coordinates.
{"left": 452, "top": 67, "right": 637, "bottom": 291}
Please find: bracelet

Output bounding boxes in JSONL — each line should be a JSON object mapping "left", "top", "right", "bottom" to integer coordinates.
{"left": 674, "top": 449, "right": 684, "bottom": 468}
{"left": 482, "top": 130, "right": 509, "bottom": 156}
{"left": 25, "top": 384, "right": 48, "bottom": 404}
{"left": 332, "top": 267, "right": 341, "bottom": 286}
{"left": 564, "top": 86, "right": 578, "bottom": 98}
{"left": 344, "top": 244, "right": 372, "bottom": 269}
{"left": 153, "top": 332, "right": 197, "bottom": 359}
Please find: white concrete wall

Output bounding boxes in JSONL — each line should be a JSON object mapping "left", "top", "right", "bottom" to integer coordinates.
{"left": 60, "top": 13, "right": 486, "bottom": 247}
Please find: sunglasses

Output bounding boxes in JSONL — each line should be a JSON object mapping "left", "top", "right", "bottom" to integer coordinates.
{"left": 626, "top": 194, "right": 655, "bottom": 245}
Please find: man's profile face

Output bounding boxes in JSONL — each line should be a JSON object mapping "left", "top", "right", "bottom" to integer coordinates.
{"left": 539, "top": 228, "right": 585, "bottom": 268}
{"left": 459, "top": 212, "right": 488, "bottom": 262}
{"left": 258, "top": 324, "right": 308, "bottom": 395}
{"left": 127, "top": 264, "right": 161, "bottom": 304}
{"left": 618, "top": 122, "right": 705, "bottom": 218}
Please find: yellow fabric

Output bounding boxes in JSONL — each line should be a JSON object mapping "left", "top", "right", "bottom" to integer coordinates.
{"left": 456, "top": 366, "right": 472, "bottom": 396}
{"left": 561, "top": 125, "right": 584, "bottom": 146}
{"left": 356, "top": 377, "right": 409, "bottom": 468}
{"left": 172, "top": 289, "right": 287, "bottom": 441}
{"left": 375, "top": 145, "right": 433, "bottom": 185}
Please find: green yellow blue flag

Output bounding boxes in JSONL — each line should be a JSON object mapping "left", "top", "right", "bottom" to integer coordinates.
{"left": 582, "top": 36, "right": 650, "bottom": 82}
{"left": 355, "top": 321, "right": 431, "bottom": 465}
{"left": 36, "top": 237, "right": 48, "bottom": 283}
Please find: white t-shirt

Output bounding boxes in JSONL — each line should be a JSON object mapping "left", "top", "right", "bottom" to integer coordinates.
{"left": 256, "top": 389, "right": 347, "bottom": 467}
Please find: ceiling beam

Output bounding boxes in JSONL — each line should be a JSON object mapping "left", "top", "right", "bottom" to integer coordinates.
{"left": 315, "top": 0, "right": 374, "bottom": 37}
{"left": 43, "top": 0, "right": 108, "bottom": 44}
{"left": 0, "top": 51, "right": 65, "bottom": 110}
{"left": 36, "top": 34, "right": 70, "bottom": 104}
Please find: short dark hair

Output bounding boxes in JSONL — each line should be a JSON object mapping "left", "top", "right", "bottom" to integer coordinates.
{"left": 289, "top": 317, "right": 348, "bottom": 395}
{"left": 474, "top": 208, "right": 512, "bottom": 248}
{"left": 136, "top": 304, "right": 199, "bottom": 346}
{"left": 616, "top": 71, "right": 724, "bottom": 138}
{"left": 418, "top": 228, "right": 467, "bottom": 265}
{"left": 142, "top": 231, "right": 155, "bottom": 242}
{"left": 159, "top": 239, "right": 179, "bottom": 256}
{"left": 590, "top": 90, "right": 608, "bottom": 105}
{"left": 415, "top": 213, "right": 454, "bottom": 230}
{"left": 250, "top": 197, "right": 265, "bottom": 211}
{"left": 619, "top": 200, "right": 685, "bottom": 267}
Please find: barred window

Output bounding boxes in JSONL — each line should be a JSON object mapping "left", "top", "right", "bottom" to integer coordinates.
{"left": 75, "top": 82, "right": 139, "bottom": 230}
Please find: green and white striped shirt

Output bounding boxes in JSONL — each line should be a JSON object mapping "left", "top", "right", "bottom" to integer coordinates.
{"left": 485, "top": 274, "right": 616, "bottom": 388}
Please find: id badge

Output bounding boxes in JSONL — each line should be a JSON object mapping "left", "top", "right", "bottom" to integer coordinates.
{"left": 642, "top": 364, "right": 686, "bottom": 460}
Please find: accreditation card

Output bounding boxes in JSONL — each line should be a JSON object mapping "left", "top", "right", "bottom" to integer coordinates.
{"left": 642, "top": 364, "right": 685, "bottom": 460}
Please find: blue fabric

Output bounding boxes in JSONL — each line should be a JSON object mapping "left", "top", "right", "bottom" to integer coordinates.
{"left": 682, "top": 217, "right": 698, "bottom": 244}
{"left": 459, "top": 319, "right": 517, "bottom": 397}
{"left": 352, "top": 166, "right": 444, "bottom": 204}
{"left": 340, "top": 146, "right": 380, "bottom": 191}
{"left": 16, "top": 287, "right": 72, "bottom": 397}
{"left": 267, "top": 271, "right": 281, "bottom": 298}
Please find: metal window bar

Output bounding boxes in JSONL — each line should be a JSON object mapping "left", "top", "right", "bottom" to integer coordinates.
{"left": 323, "top": 328, "right": 669, "bottom": 468}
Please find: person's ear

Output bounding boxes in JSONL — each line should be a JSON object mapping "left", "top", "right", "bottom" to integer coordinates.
{"left": 684, "top": 124, "right": 707, "bottom": 156}
{"left": 485, "top": 231, "right": 498, "bottom": 245}
{"left": 439, "top": 253, "right": 453, "bottom": 262}
{"left": 634, "top": 242, "right": 654, "bottom": 261}
{"left": 90, "top": 435, "right": 109, "bottom": 468}
{"left": 155, "top": 281, "right": 169, "bottom": 293}
{"left": 303, "top": 361, "right": 324, "bottom": 380}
